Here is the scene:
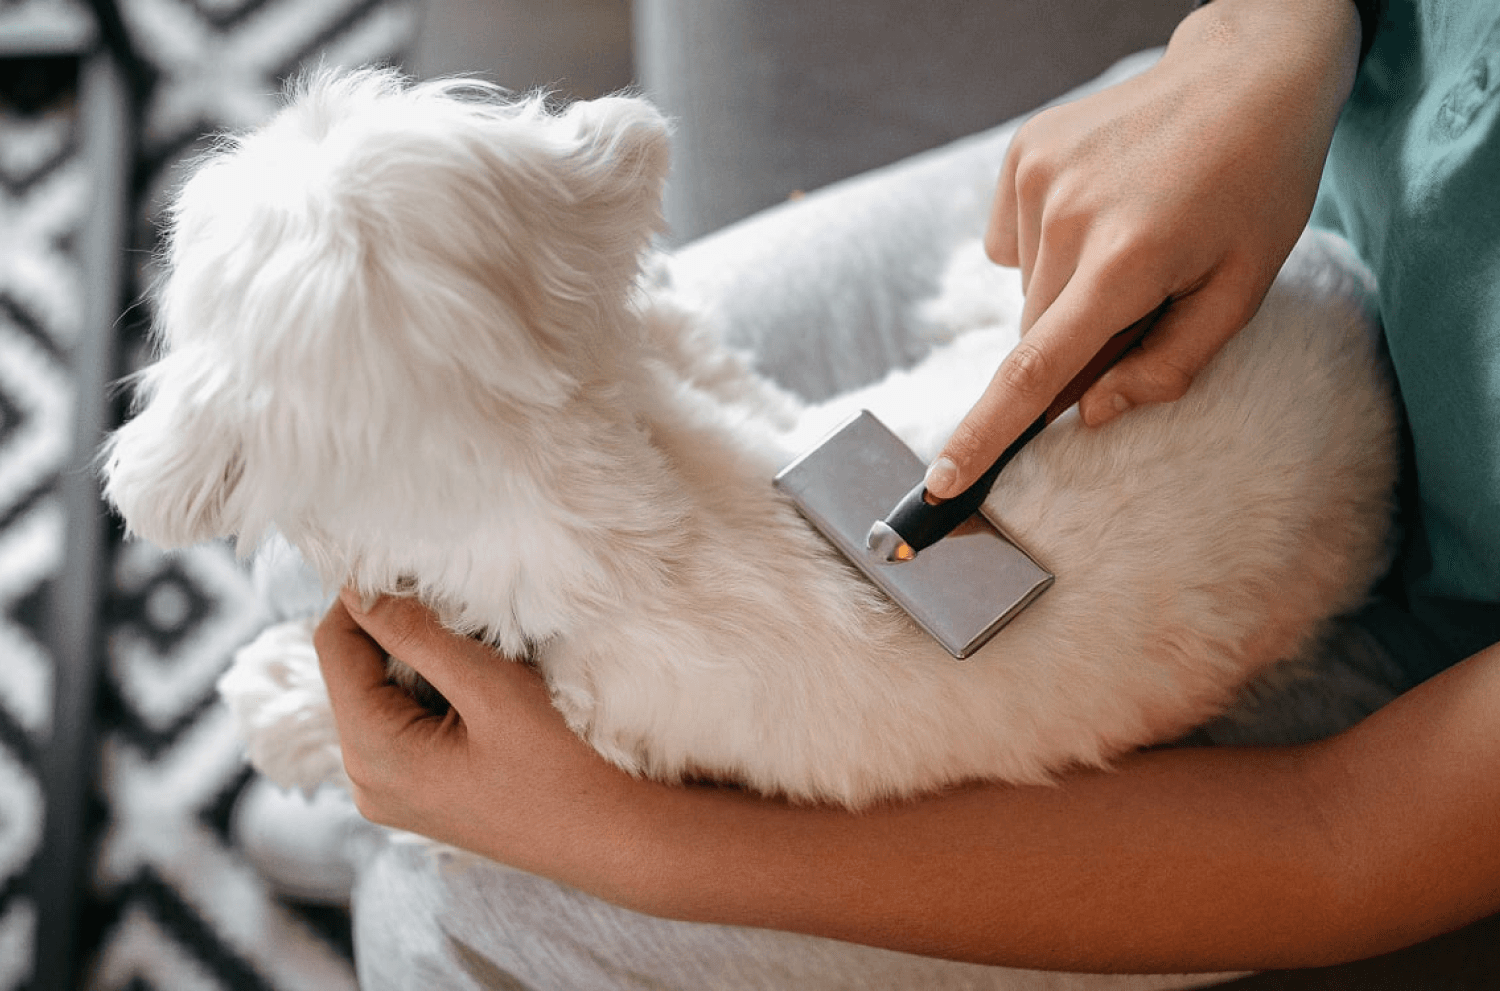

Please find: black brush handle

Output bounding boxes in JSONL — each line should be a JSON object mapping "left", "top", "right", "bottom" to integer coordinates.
{"left": 881, "top": 310, "right": 1159, "bottom": 555}
{"left": 882, "top": 414, "right": 1044, "bottom": 553}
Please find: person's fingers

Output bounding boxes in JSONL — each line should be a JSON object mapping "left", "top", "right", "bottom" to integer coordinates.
{"left": 337, "top": 589, "right": 499, "bottom": 715}
{"left": 985, "top": 141, "right": 1022, "bottom": 269}
{"left": 928, "top": 277, "right": 1164, "bottom": 499}
{"left": 989, "top": 109, "right": 1054, "bottom": 291}
{"left": 314, "top": 598, "right": 442, "bottom": 769}
{"left": 1017, "top": 223, "right": 1078, "bottom": 338}
{"left": 1013, "top": 156, "right": 1048, "bottom": 298}
{"left": 1076, "top": 277, "right": 1264, "bottom": 427}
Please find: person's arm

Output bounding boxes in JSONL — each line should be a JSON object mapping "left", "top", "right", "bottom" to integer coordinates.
{"left": 317, "top": 593, "right": 1500, "bottom": 973}
{"left": 925, "top": 0, "right": 1362, "bottom": 499}
{"left": 1201, "top": 0, "right": 1384, "bottom": 65}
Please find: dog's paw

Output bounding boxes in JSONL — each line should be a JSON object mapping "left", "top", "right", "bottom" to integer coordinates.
{"left": 219, "top": 617, "right": 349, "bottom": 795}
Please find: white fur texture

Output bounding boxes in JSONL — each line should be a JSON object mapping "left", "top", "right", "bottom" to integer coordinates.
{"left": 103, "top": 69, "right": 1398, "bottom": 809}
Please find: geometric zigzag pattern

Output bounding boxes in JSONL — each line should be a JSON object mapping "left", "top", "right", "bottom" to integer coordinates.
{"left": 0, "top": 4, "right": 86, "bottom": 983}
{"left": 1, "top": 0, "right": 417, "bottom": 987}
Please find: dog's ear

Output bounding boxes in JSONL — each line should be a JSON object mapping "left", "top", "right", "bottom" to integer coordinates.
{"left": 564, "top": 94, "right": 672, "bottom": 194}
{"left": 558, "top": 95, "right": 673, "bottom": 277}
{"left": 101, "top": 355, "right": 248, "bottom": 549}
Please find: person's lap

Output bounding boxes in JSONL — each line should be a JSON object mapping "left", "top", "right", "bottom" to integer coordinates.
{"left": 353, "top": 842, "right": 1244, "bottom": 991}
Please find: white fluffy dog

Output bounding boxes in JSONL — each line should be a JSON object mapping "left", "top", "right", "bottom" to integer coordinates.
{"left": 102, "top": 69, "right": 1398, "bottom": 810}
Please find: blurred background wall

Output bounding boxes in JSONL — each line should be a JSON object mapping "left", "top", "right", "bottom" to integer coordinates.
{"left": 408, "top": 0, "right": 632, "bottom": 96}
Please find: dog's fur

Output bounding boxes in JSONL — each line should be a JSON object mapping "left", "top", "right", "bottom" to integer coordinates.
{"left": 102, "top": 69, "right": 1399, "bottom": 809}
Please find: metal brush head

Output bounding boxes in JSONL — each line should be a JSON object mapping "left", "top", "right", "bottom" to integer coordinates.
{"left": 774, "top": 411, "right": 1053, "bottom": 658}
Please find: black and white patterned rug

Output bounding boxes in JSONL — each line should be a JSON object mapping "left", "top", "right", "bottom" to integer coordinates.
{"left": 0, "top": 0, "right": 419, "bottom": 987}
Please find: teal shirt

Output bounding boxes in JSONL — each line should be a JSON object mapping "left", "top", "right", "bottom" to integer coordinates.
{"left": 1311, "top": 0, "right": 1500, "bottom": 678}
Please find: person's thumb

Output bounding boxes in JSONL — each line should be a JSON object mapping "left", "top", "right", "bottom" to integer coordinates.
{"left": 1076, "top": 286, "right": 1261, "bottom": 428}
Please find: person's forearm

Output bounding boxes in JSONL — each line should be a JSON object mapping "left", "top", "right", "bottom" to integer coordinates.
{"left": 583, "top": 643, "right": 1500, "bottom": 973}
{"left": 1170, "top": 0, "right": 1362, "bottom": 123}
{"left": 1307, "top": 641, "right": 1500, "bottom": 959}
{"left": 604, "top": 738, "right": 1338, "bottom": 973}
{"left": 1195, "top": 0, "right": 1378, "bottom": 64}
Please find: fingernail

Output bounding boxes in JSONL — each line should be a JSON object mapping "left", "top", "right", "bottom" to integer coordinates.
{"left": 1084, "top": 393, "right": 1131, "bottom": 428}
{"left": 924, "top": 456, "right": 959, "bottom": 498}
{"left": 340, "top": 586, "right": 376, "bottom": 615}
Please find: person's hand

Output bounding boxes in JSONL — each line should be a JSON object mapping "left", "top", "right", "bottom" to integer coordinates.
{"left": 314, "top": 591, "right": 640, "bottom": 878}
{"left": 925, "top": 0, "right": 1362, "bottom": 499}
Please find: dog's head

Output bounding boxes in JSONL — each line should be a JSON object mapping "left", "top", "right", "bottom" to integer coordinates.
{"left": 102, "top": 68, "right": 673, "bottom": 578}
